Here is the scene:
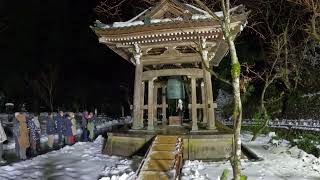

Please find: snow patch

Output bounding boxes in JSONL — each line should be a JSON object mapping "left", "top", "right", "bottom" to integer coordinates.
{"left": 94, "top": 135, "right": 104, "bottom": 144}
{"left": 113, "top": 21, "right": 144, "bottom": 28}
{"left": 100, "top": 159, "right": 134, "bottom": 180}
{"left": 182, "top": 133, "right": 320, "bottom": 179}
{"left": 268, "top": 132, "right": 277, "bottom": 138}
{"left": 99, "top": 172, "right": 135, "bottom": 180}
{"left": 302, "top": 91, "right": 320, "bottom": 98}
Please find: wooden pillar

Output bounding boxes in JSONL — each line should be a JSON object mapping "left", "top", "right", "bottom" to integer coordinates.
{"left": 202, "top": 49, "right": 216, "bottom": 130}
{"left": 153, "top": 84, "right": 158, "bottom": 126}
{"left": 162, "top": 86, "right": 167, "bottom": 125}
{"left": 147, "top": 79, "right": 155, "bottom": 131}
{"left": 201, "top": 81, "right": 208, "bottom": 124}
{"left": 191, "top": 77, "right": 198, "bottom": 131}
{"left": 132, "top": 49, "right": 143, "bottom": 130}
{"left": 140, "top": 81, "right": 145, "bottom": 127}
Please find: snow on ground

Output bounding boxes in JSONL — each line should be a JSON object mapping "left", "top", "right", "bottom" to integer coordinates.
{"left": 0, "top": 136, "right": 135, "bottom": 180}
{"left": 182, "top": 132, "right": 320, "bottom": 180}
{"left": 302, "top": 91, "right": 320, "bottom": 98}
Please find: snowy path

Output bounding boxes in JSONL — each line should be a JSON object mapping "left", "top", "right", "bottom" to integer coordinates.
{"left": 181, "top": 133, "right": 320, "bottom": 180}
{"left": 0, "top": 136, "right": 136, "bottom": 180}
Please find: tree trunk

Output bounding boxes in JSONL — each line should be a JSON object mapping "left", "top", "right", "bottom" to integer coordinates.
{"left": 192, "top": 0, "right": 244, "bottom": 179}
{"left": 221, "top": 1, "right": 243, "bottom": 179}
{"left": 228, "top": 39, "right": 243, "bottom": 180}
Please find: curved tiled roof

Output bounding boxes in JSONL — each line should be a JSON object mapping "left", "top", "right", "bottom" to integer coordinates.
{"left": 93, "top": 0, "right": 249, "bottom": 67}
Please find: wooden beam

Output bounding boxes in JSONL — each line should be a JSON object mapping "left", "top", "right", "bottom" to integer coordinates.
{"left": 142, "top": 68, "right": 203, "bottom": 80}
{"left": 191, "top": 77, "right": 198, "bottom": 131}
{"left": 147, "top": 79, "right": 155, "bottom": 131}
{"left": 162, "top": 86, "right": 167, "bottom": 124}
{"left": 132, "top": 61, "right": 143, "bottom": 129}
{"left": 140, "top": 81, "right": 145, "bottom": 124}
{"left": 203, "top": 53, "right": 216, "bottom": 130}
{"left": 142, "top": 55, "right": 201, "bottom": 65}
{"left": 201, "top": 81, "right": 208, "bottom": 123}
{"left": 139, "top": 42, "right": 217, "bottom": 49}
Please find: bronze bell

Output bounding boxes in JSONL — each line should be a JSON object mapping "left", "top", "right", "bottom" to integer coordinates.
{"left": 166, "top": 77, "right": 185, "bottom": 100}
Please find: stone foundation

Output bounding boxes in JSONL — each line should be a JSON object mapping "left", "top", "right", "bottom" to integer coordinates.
{"left": 103, "top": 133, "right": 154, "bottom": 156}
{"left": 183, "top": 134, "right": 233, "bottom": 160}
{"left": 103, "top": 132, "right": 233, "bottom": 160}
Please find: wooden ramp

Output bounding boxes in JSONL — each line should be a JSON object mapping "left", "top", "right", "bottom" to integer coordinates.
{"left": 135, "top": 135, "right": 183, "bottom": 180}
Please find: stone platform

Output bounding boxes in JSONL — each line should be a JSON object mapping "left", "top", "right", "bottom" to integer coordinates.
{"left": 103, "top": 126, "right": 233, "bottom": 160}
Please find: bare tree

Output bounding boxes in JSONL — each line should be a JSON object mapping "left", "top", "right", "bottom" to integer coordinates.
{"left": 243, "top": 33, "right": 287, "bottom": 141}
{"left": 95, "top": 0, "right": 127, "bottom": 20}
{"left": 29, "top": 65, "right": 59, "bottom": 112}
{"left": 289, "top": 0, "right": 320, "bottom": 42}
{"left": 238, "top": 0, "right": 315, "bottom": 140}
{"left": 95, "top": 0, "right": 157, "bottom": 23}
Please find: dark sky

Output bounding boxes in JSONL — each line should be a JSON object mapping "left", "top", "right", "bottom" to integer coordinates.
{"left": 0, "top": 0, "right": 134, "bottom": 113}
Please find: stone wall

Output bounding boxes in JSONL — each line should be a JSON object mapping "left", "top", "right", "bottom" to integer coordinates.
{"left": 103, "top": 133, "right": 234, "bottom": 160}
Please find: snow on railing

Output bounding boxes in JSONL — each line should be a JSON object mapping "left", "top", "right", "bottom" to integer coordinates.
{"left": 95, "top": 116, "right": 133, "bottom": 131}
{"left": 221, "top": 118, "right": 320, "bottom": 132}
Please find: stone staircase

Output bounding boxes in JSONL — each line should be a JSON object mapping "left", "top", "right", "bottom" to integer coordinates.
{"left": 135, "top": 135, "right": 183, "bottom": 180}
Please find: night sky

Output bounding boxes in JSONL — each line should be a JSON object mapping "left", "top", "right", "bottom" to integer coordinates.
{"left": 0, "top": 0, "right": 134, "bottom": 114}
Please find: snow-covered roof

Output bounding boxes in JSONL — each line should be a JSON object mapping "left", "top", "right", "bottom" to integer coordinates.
{"left": 95, "top": 3, "right": 245, "bottom": 30}
{"left": 94, "top": 2, "right": 229, "bottom": 29}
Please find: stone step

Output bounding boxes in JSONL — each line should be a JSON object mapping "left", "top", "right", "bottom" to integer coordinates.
{"left": 138, "top": 171, "right": 172, "bottom": 180}
{"left": 154, "top": 136, "right": 178, "bottom": 144}
{"left": 151, "top": 144, "right": 176, "bottom": 151}
{"left": 142, "top": 159, "right": 175, "bottom": 171}
{"left": 149, "top": 151, "right": 176, "bottom": 160}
